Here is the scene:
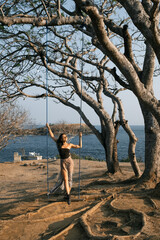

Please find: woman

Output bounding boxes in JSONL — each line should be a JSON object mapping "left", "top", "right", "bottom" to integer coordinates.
{"left": 46, "top": 123, "right": 82, "bottom": 205}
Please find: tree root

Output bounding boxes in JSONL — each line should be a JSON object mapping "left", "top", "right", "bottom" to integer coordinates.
{"left": 1, "top": 182, "right": 159, "bottom": 240}
{"left": 79, "top": 195, "right": 146, "bottom": 240}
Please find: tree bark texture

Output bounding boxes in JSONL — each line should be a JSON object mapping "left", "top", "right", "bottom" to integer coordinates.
{"left": 121, "top": 121, "right": 141, "bottom": 177}
{"left": 102, "top": 121, "right": 119, "bottom": 174}
{"left": 112, "top": 121, "right": 121, "bottom": 173}
{"left": 140, "top": 102, "right": 160, "bottom": 183}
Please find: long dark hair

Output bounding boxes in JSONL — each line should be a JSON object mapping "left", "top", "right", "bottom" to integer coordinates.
{"left": 56, "top": 133, "right": 65, "bottom": 149}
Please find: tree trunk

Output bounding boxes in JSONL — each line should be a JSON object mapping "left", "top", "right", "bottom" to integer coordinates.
{"left": 103, "top": 121, "right": 120, "bottom": 174}
{"left": 104, "top": 148, "right": 116, "bottom": 174}
{"left": 140, "top": 103, "right": 160, "bottom": 184}
{"left": 102, "top": 82, "right": 141, "bottom": 177}
{"left": 102, "top": 119, "right": 119, "bottom": 174}
{"left": 112, "top": 121, "right": 121, "bottom": 173}
{"left": 121, "top": 121, "right": 141, "bottom": 177}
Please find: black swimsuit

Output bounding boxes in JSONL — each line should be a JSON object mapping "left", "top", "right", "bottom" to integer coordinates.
{"left": 59, "top": 148, "right": 70, "bottom": 159}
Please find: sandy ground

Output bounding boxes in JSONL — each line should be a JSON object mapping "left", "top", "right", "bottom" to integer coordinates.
{"left": 0, "top": 159, "right": 160, "bottom": 240}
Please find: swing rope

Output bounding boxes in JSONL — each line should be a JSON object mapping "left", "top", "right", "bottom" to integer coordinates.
{"left": 78, "top": 28, "right": 84, "bottom": 199}
{"left": 45, "top": 21, "right": 84, "bottom": 199}
{"left": 46, "top": 21, "right": 49, "bottom": 195}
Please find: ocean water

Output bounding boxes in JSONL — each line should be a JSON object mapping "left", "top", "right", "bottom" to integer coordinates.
{"left": 0, "top": 125, "right": 145, "bottom": 163}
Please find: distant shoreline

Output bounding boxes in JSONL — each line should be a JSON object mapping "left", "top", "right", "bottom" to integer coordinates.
{"left": 0, "top": 125, "right": 145, "bottom": 163}
{"left": 18, "top": 123, "right": 92, "bottom": 136}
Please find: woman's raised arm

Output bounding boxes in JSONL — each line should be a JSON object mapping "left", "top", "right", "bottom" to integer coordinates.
{"left": 46, "top": 123, "right": 57, "bottom": 142}
{"left": 70, "top": 132, "right": 82, "bottom": 149}
{"left": 79, "top": 132, "right": 82, "bottom": 148}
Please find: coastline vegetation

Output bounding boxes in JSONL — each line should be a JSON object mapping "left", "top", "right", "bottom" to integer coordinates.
{"left": 19, "top": 123, "right": 92, "bottom": 136}
{"left": 120, "top": 157, "right": 143, "bottom": 163}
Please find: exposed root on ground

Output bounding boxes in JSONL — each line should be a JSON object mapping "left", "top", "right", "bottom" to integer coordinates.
{"left": 1, "top": 160, "right": 160, "bottom": 240}
{"left": 1, "top": 179, "right": 160, "bottom": 240}
{"left": 80, "top": 197, "right": 146, "bottom": 240}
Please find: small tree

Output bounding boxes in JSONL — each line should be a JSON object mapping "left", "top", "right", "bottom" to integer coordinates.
{"left": 0, "top": 103, "right": 28, "bottom": 151}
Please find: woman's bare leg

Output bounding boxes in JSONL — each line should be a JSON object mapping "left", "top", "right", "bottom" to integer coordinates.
{"left": 61, "top": 169, "right": 70, "bottom": 195}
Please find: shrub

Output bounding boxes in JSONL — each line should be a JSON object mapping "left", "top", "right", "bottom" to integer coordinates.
{"left": 121, "top": 157, "right": 143, "bottom": 162}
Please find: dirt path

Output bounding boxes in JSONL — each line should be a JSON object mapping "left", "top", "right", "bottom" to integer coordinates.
{"left": 0, "top": 159, "right": 160, "bottom": 240}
